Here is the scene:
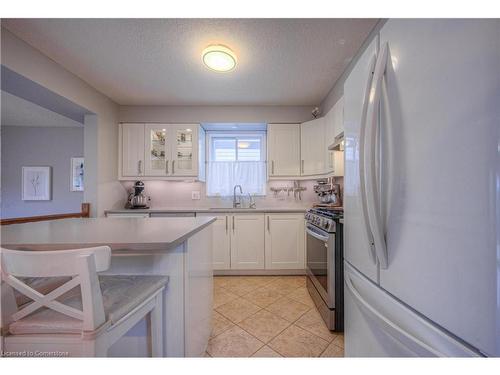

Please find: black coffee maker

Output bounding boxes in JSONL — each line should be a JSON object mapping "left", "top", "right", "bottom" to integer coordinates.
{"left": 126, "top": 181, "right": 150, "bottom": 209}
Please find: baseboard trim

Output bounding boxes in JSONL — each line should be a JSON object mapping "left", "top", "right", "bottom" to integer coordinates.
{"left": 213, "top": 269, "right": 306, "bottom": 276}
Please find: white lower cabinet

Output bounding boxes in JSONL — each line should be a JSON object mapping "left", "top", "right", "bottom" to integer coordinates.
{"left": 198, "top": 213, "right": 231, "bottom": 270}
{"left": 199, "top": 212, "right": 304, "bottom": 272}
{"left": 230, "top": 214, "right": 265, "bottom": 270}
{"left": 265, "top": 214, "right": 305, "bottom": 269}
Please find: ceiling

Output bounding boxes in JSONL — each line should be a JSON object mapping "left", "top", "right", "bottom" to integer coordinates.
{"left": 1, "top": 91, "right": 83, "bottom": 127}
{"left": 2, "top": 19, "right": 378, "bottom": 106}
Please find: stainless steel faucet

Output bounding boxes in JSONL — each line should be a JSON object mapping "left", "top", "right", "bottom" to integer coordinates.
{"left": 233, "top": 185, "right": 243, "bottom": 208}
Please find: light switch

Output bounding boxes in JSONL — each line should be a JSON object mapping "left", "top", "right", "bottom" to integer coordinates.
{"left": 191, "top": 191, "right": 201, "bottom": 200}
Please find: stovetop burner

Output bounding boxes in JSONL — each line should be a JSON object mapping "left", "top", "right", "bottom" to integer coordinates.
{"left": 310, "top": 207, "right": 344, "bottom": 220}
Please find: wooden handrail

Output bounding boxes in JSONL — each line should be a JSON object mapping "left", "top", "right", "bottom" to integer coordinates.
{"left": 1, "top": 203, "right": 91, "bottom": 225}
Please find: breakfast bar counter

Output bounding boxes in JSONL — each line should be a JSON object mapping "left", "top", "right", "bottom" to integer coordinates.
{"left": 1, "top": 217, "right": 216, "bottom": 357}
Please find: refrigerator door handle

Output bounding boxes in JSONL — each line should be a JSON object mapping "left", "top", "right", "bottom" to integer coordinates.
{"left": 359, "top": 54, "right": 378, "bottom": 265}
{"left": 345, "top": 269, "right": 442, "bottom": 357}
{"left": 364, "top": 42, "right": 389, "bottom": 269}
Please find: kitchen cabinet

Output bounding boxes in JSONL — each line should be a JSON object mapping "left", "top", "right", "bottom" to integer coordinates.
{"left": 267, "top": 123, "right": 301, "bottom": 177}
{"left": 119, "top": 123, "right": 205, "bottom": 180}
{"left": 198, "top": 213, "right": 231, "bottom": 270}
{"left": 230, "top": 214, "right": 265, "bottom": 270}
{"left": 324, "top": 97, "right": 345, "bottom": 177}
{"left": 300, "top": 117, "right": 326, "bottom": 176}
{"left": 122, "top": 123, "right": 146, "bottom": 177}
{"left": 265, "top": 213, "right": 305, "bottom": 269}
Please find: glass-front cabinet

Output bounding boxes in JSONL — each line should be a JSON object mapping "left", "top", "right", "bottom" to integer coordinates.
{"left": 144, "top": 124, "right": 169, "bottom": 176}
{"left": 172, "top": 125, "right": 198, "bottom": 176}
{"left": 121, "top": 123, "right": 201, "bottom": 179}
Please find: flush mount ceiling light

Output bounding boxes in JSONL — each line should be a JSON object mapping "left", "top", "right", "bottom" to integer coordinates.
{"left": 202, "top": 44, "right": 237, "bottom": 72}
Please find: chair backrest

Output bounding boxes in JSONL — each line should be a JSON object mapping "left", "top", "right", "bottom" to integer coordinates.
{"left": 0, "top": 246, "right": 111, "bottom": 333}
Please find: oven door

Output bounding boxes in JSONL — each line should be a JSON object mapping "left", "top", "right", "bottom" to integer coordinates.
{"left": 306, "top": 223, "right": 335, "bottom": 308}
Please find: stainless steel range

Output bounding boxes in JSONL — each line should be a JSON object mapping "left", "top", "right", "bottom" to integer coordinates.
{"left": 305, "top": 207, "right": 344, "bottom": 331}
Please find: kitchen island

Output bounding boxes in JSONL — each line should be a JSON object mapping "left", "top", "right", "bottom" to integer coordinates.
{"left": 1, "top": 217, "right": 216, "bottom": 357}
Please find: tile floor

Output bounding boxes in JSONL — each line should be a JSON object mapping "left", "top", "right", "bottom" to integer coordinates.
{"left": 205, "top": 275, "right": 344, "bottom": 358}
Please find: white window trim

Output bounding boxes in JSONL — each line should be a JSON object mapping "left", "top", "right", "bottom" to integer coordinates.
{"left": 205, "top": 131, "right": 267, "bottom": 197}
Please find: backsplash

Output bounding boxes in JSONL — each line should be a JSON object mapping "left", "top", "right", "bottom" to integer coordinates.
{"left": 119, "top": 179, "right": 329, "bottom": 209}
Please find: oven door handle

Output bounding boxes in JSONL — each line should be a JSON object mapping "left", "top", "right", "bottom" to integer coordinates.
{"left": 306, "top": 224, "right": 330, "bottom": 242}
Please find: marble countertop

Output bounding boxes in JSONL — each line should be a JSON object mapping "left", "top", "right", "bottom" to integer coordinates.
{"left": 105, "top": 206, "right": 309, "bottom": 215}
{"left": 1, "top": 217, "right": 216, "bottom": 252}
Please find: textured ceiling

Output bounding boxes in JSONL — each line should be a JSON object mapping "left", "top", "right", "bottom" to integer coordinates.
{"left": 2, "top": 19, "right": 378, "bottom": 106}
{"left": 1, "top": 91, "right": 82, "bottom": 127}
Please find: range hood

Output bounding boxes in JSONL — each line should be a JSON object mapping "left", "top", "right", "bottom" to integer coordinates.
{"left": 328, "top": 132, "right": 344, "bottom": 151}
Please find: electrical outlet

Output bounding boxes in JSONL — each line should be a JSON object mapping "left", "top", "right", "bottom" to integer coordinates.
{"left": 191, "top": 191, "right": 201, "bottom": 200}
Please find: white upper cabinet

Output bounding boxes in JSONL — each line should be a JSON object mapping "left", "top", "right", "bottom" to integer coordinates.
{"left": 324, "top": 97, "right": 345, "bottom": 176}
{"left": 120, "top": 123, "right": 204, "bottom": 180}
{"left": 265, "top": 213, "right": 305, "bottom": 270}
{"left": 300, "top": 117, "right": 325, "bottom": 176}
{"left": 122, "top": 123, "right": 145, "bottom": 177}
{"left": 267, "top": 123, "right": 301, "bottom": 177}
{"left": 144, "top": 124, "right": 170, "bottom": 176}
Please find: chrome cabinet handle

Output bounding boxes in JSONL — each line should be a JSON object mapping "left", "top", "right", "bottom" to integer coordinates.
{"left": 301, "top": 160, "right": 304, "bottom": 174}
{"left": 138, "top": 160, "right": 142, "bottom": 174}
{"left": 267, "top": 216, "right": 270, "bottom": 232}
{"left": 232, "top": 216, "right": 235, "bottom": 233}
{"left": 271, "top": 160, "right": 275, "bottom": 175}
{"left": 225, "top": 216, "right": 228, "bottom": 233}
{"left": 172, "top": 160, "right": 175, "bottom": 174}
{"left": 165, "top": 159, "right": 169, "bottom": 174}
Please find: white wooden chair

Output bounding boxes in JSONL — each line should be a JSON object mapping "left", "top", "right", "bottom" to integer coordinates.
{"left": 0, "top": 246, "right": 167, "bottom": 357}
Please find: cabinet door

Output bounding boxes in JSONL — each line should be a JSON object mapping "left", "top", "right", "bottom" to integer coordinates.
{"left": 122, "top": 123, "right": 145, "bottom": 177}
{"left": 198, "top": 213, "right": 231, "bottom": 270}
{"left": 300, "top": 118, "right": 325, "bottom": 175}
{"left": 170, "top": 124, "right": 198, "bottom": 177}
{"left": 144, "top": 124, "right": 170, "bottom": 176}
{"left": 267, "top": 123, "right": 301, "bottom": 177}
{"left": 230, "top": 214, "right": 265, "bottom": 270}
{"left": 265, "top": 214, "right": 305, "bottom": 270}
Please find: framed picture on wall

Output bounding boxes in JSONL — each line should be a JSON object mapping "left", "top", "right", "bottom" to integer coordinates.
{"left": 70, "top": 157, "right": 84, "bottom": 192}
{"left": 22, "top": 166, "right": 52, "bottom": 201}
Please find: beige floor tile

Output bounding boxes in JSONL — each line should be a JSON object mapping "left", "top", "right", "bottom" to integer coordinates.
{"left": 277, "top": 276, "right": 307, "bottom": 289}
{"left": 320, "top": 342, "right": 344, "bottom": 357}
{"left": 252, "top": 345, "right": 283, "bottom": 357}
{"left": 207, "top": 326, "right": 264, "bottom": 357}
{"left": 223, "top": 282, "right": 261, "bottom": 297}
{"left": 332, "top": 333, "right": 344, "bottom": 349}
{"left": 213, "top": 276, "right": 232, "bottom": 288}
{"left": 287, "top": 287, "right": 315, "bottom": 307}
{"left": 238, "top": 309, "right": 291, "bottom": 343}
{"left": 263, "top": 278, "right": 303, "bottom": 295}
{"left": 213, "top": 287, "right": 238, "bottom": 308}
{"left": 295, "top": 309, "right": 338, "bottom": 342}
{"left": 216, "top": 298, "right": 262, "bottom": 323}
{"left": 211, "top": 311, "right": 235, "bottom": 338}
{"left": 242, "top": 287, "right": 285, "bottom": 308}
{"left": 265, "top": 297, "right": 311, "bottom": 322}
{"left": 268, "top": 325, "right": 329, "bottom": 357}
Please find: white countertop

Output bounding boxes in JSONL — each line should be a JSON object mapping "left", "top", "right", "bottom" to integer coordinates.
{"left": 105, "top": 206, "right": 309, "bottom": 214}
{"left": 1, "top": 217, "right": 216, "bottom": 252}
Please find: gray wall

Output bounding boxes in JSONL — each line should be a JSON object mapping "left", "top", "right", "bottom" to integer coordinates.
{"left": 119, "top": 105, "right": 317, "bottom": 124}
{"left": 1, "top": 126, "right": 84, "bottom": 218}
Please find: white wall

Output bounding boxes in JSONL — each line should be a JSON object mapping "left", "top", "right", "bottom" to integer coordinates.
{"left": 1, "top": 28, "right": 127, "bottom": 216}
{"left": 320, "top": 20, "right": 386, "bottom": 114}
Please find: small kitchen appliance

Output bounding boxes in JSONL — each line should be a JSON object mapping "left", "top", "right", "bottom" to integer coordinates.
{"left": 305, "top": 207, "right": 344, "bottom": 331}
{"left": 313, "top": 178, "right": 342, "bottom": 206}
{"left": 126, "top": 181, "right": 150, "bottom": 209}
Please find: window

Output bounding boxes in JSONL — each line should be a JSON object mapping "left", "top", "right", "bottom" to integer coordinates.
{"left": 207, "top": 132, "right": 266, "bottom": 196}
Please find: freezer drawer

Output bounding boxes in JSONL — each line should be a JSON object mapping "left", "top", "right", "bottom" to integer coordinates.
{"left": 344, "top": 261, "right": 480, "bottom": 357}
